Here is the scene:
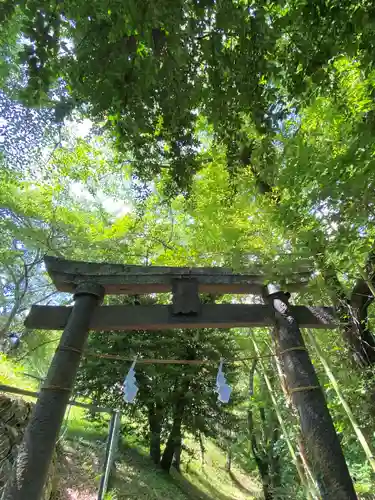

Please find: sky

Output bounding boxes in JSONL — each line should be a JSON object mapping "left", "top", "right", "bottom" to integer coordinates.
{"left": 0, "top": 94, "right": 132, "bottom": 220}
{"left": 65, "top": 117, "right": 133, "bottom": 219}
{"left": 69, "top": 181, "right": 131, "bottom": 218}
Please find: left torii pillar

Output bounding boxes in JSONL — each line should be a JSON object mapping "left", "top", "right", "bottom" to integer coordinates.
{"left": 2, "top": 282, "right": 104, "bottom": 500}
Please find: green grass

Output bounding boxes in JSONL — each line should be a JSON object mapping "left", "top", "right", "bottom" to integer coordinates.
{"left": 57, "top": 410, "right": 261, "bottom": 500}
{"left": 63, "top": 405, "right": 110, "bottom": 441}
{"left": 1, "top": 358, "right": 261, "bottom": 499}
{"left": 0, "top": 354, "right": 39, "bottom": 393}
{"left": 180, "top": 439, "right": 261, "bottom": 500}
{"left": 112, "top": 446, "right": 192, "bottom": 500}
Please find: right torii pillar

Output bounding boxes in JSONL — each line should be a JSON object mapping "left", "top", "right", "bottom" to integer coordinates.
{"left": 265, "top": 284, "right": 357, "bottom": 499}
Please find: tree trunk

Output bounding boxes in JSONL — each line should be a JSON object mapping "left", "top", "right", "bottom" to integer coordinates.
{"left": 248, "top": 407, "right": 273, "bottom": 500}
{"left": 148, "top": 403, "right": 163, "bottom": 465}
{"left": 199, "top": 432, "right": 205, "bottom": 465}
{"left": 172, "top": 442, "right": 182, "bottom": 472}
{"left": 251, "top": 442, "right": 272, "bottom": 498}
{"left": 161, "top": 416, "right": 183, "bottom": 472}
{"left": 160, "top": 378, "right": 190, "bottom": 472}
{"left": 257, "top": 463, "right": 272, "bottom": 500}
{"left": 225, "top": 446, "right": 232, "bottom": 472}
{"left": 319, "top": 259, "right": 375, "bottom": 367}
{"left": 269, "top": 426, "right": 281, "bottom": 493}
{"left": 266, "top": 289, "right": 357, "bottom": 499}
{"left": 248, "top": 358, "right": 280, "bottom": 499}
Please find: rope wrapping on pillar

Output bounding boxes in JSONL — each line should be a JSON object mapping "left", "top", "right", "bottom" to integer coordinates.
{"left": 57, "top": 345, "right": 83, "bottom": 355}
{"left": 41, "top": 385, "right": 71, "bottom": 392}
{"left": 279, "top": 346, "right": 307, "bottom": 356}
{"left": 289, "top": 385, "right": 320, "bottom": 394}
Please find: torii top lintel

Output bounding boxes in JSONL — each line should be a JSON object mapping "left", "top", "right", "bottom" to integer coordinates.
{"left": 45, "top": 256, "right": 312, "bottom": 295}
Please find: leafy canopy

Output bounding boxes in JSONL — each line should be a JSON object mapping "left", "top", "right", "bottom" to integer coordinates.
{"left": 4, "top": 0, "right": 375, "bottom": 191}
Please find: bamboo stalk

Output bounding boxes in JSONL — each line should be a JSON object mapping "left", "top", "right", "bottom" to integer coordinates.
{"left": 297, "top": 435, "right": 318, "bottom": 492}
{"left": 265, "top": 339, "right": 319, "bottom": 491}
{"left": 306, "top": 328, "right": 375, "bottom": 472}
{"left": 305, "top": 328, "right": 375, "bottom": 473}
{"left": 251, "top": 338, "right": 319, "bottom": 499}
{"left": 352, "top": 261, "right": 375, "bottom": 299}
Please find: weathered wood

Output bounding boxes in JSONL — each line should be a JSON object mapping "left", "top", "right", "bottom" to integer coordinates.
{"left": 172, "top": 279, "right": 200, "bottom": 315}
{"left": 44, "top": 256, "right": 311, "bottom": 294}
{"left": 25, "top": 304, "right": 337, "bottom": 331}
{"left": 0, "top": 384, "right": 112, "bottom": 413}
{"left": 267, "top": 290, "right": 356, "bottom": 499}
{"left": 2, "top": 284, "right": 104, "bottom": 500}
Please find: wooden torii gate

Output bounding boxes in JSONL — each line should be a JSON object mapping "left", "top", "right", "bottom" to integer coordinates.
{"left": 2, "top": 257, "right": 357, "bottom": 500}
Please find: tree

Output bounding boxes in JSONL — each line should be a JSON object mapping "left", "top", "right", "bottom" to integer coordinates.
{"left": 75, "top": 295, "right": 242, "bottom": 472}
{"left": 4, "top": 1, "right": 375, "bottom": 194}
{"left": 237, "top": 58, "right": 375, "bottom": 368}
{"left": 248, "top": 385, "right": 281, "bottom": 500}
{"left": 0, "top": 245, "right": 46, "bottom": 340}
{"left": 0, "top": 91, "right": 62, "bottom": 173}
{"left": 1, "top": 45, "right": 375, "bottom": 492}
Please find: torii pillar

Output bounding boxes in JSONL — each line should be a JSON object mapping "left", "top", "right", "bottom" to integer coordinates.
{"left": 265, "top": 284, "right": 357, "bottom": 499}
{"left": 1, "top": 282, "right": 104, "bottom": 500}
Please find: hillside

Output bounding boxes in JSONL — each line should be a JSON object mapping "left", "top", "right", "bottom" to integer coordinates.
{"left": 55, "top": 408, "right": 262, "bottom": 500}
{"left": 0, "top": 352, "right": 262, "bottom": 500}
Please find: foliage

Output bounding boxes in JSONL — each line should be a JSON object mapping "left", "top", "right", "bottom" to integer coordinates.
{"left": 3, "top": 3, "right": 375, "bottom": 497}
{"left": 75, "top": 295, "right": 244, "bottom": 467}
{"left": 0, "top": 91, "right": 62, "bottom": 173}
{"left": 3, "top": 0, "right": 375, "bottom": 193}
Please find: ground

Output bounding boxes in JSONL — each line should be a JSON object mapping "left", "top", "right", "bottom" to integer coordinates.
{"left": 0, "top": 358, "right": 262, "bottom": 500}
{"left": 53, "top": 408, "right": 262, "bottom": 500}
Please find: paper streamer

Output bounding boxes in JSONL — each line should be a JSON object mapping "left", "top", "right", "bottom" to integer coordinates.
{"left": 215, "top": 358, "right": 232, "bottom": 403}
{"left": 123, "top": 359, "right": 139, "bottom": 403}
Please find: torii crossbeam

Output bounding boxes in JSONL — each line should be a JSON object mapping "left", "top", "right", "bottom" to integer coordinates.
{"left": 26, "top": 256, "right": 336, "bottom": 330}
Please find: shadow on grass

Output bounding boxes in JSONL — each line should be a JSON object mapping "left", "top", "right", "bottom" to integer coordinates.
{"left": 115, "top": 442, "right": 261, "bottom": 500}
{"left": 229, "top": 470, "right": 258, "bottom": 495}
{"left": 179, "top": 468, "right": 243, "bottom": 500}
{"left": 170, "top": 468, "right": 214, "bottom": 500}
{"left": 112, "top": 444, "right": 191, "bottom": 500}
{"left": 59, "top": 433, "right": 255, "bottom": 500}
{"left": 53, "top": 418, "right": 112, "bottom": 499}
{"left": 53, "top": 439, "right": 103, "bottom": 500}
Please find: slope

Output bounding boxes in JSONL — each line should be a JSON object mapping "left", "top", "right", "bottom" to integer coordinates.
{"left": 55, "top": 408, "right": 262, "bottom": 500}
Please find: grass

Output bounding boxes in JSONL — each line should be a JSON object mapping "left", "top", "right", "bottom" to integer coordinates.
{"left": 0, "top": 353, "right": 39, "bottom": 393}
{"left": 0, "top": 356, "right": 258, "bottom": 499}
{"left": 112, "top": 446, "right": 192, "bottom": 500}
{"left": 46, "top": 406, "right": 375, "bottom": 500}
{"left": 55, "top": 409, "right": 261, "bottom": 500}
{"left": 180, "top": 439, "right": 261, "bottom": 500}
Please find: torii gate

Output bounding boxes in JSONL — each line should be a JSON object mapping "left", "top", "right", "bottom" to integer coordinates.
{"left": 2, "top": 257, "right": 357, "bottom": 500}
